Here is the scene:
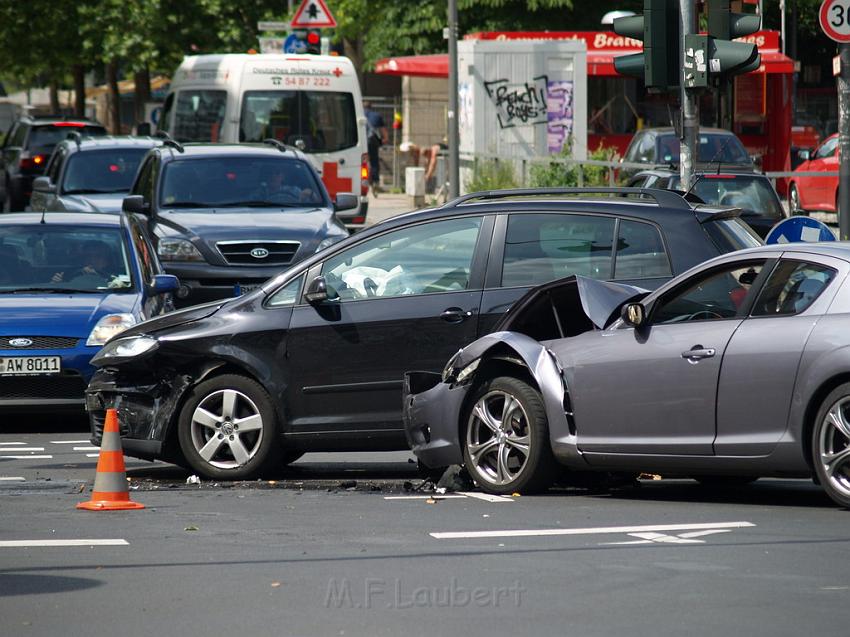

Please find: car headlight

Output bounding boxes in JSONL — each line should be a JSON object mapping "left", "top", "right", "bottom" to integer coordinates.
{"left": 86, "top": 314, "right": 137, "bottom": 346}
{"left": 158, "top": 238, "right": 204, "bottom": 262}
{"left": 90, "top": 335, "right": 158, "bottom": 366}
{"left": 441, "top": 349, "right": 462, "bottom": 383}
{"left": 315, "top": 236, "right": 343, "bottom": 254}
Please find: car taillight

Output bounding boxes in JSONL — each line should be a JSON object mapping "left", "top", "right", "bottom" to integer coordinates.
{"left": 351, "top": 216, "right": 366, "bottom": 225}
{"left": 360, "top": 153, "right": 369, "bottom": 196}
{"left": 19, "top": 154, "right": 45, "bottom": 170}
{"left": 52, "top": 122, "right": 86, "bottom": 127}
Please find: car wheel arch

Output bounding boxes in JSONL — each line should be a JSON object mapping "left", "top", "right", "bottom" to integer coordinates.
{"left": 801, "top": 372, "right": 850, "bottom": 472}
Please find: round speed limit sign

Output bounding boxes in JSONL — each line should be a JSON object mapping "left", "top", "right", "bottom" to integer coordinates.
{"left": 821, "top": 0, "right": 850, "bottom": 42}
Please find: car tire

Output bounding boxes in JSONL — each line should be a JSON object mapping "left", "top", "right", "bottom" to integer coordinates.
{"left": 462, "top": 376, "right": 558, "bottom": 495}
{"left": 177, "top": 374, "right": 281, "bottom": 480}
{"left": 692, "top": 476, "right": 758, "bottom": 486}
{"left": 812, "top": 383, "right": 850, "bottom": 508}
{"left": 789, "top": 184, "right": 807, "bottom": 216}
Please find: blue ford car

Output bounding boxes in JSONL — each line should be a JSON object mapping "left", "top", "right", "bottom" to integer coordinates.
{"left": 0, "top": 212, "right": 178, "bottom": 411}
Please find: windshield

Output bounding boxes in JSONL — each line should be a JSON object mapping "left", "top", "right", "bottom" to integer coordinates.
{"left": 702, "top": 217, "right": 763, "bottom": 254}
{"left": 656, "top": 134, "right": 751, "bottom": 164}
{"left": 29, "top": 125, "right": 106, "bottom": 151}
{"left": 0, "top": 225, "right": 135, "bottom": 293}
{"left": 171, "top": 90, "right": 227, "bottom": 142}
{"left": 240, "top": 90, "right": 357, "bottom": 152}
{"left": 62, "top": 148, "right": 149, "bottom": 194}
{"left": 673, "top": 176, "right": 784, "bottom": 219}
{"left": 160, "top": 156, "right": 325, "bottom": 208}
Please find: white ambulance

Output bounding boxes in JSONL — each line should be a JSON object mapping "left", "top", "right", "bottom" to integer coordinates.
{"left": 158, "top": 53, "right": 369, "bottom": 226}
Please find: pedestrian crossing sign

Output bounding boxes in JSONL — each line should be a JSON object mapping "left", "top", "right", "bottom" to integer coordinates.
{"left": 290, "top": 0, "right": 337, "bottom": 29}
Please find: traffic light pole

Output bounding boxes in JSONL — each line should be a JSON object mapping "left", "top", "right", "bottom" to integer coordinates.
{"left": 839, "top": 43, "right": 850, "bottom": 240}
{"left": 679, "top": 0, "right": 698, "bottom": 190}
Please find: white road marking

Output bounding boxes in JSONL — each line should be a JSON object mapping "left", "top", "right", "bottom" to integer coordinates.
{"left": 86, "top": 454, "right": 100, "bottom": 458}
{"left": 0, "top": 447, "right": 44, "bottom": 452}
{"left": 0, "top": 477, "right": 25, "bottom": 481}
{"left": 73, "top": 447, "right": 99, "bottom": 451}
{"left": 384, "top": 495, "right": 468, "bottom": 500}
{"left": 0, "top": 539, "right": 129, "bottom": 548}
{"left": 50, "top": 440, "right": 92, "bottom": 444}
{"left": 458, "top": 491, "right": 514, "bottom": 503}
{"left": 603, "top": 528, "right": 734, "bottom": 545}
{"left": 0, "top": 455, "right": 53, "bottom": 460}
{"left": 430, "top": 521, "right": 756, "bottom": 540}
{"left": 0, "top": 442, "right": 26, "bottom": 445}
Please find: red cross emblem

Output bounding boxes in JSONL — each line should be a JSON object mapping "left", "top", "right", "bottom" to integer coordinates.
{"left": 321, "top": 161, "right": 352, "bottom": 198}
{"left": 332, "top": 67, "right": 343, "bottom": 78}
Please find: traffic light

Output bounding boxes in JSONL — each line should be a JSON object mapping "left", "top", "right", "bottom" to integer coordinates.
{"left": 705, "top": 0, "right": 761, "bottom": 77}
{"left": 305, "top": 29, "right": 321, "bottom": 54}
{"left": 613, "top": 0, "right": 680, "bottom": 92}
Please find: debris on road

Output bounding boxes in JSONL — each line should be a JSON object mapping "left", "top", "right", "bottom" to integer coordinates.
{"left": 186, "top": 475, "right": 201, "bottom": 485}
{"left": 436, "top": 465, "right": 473, "bottom": 492}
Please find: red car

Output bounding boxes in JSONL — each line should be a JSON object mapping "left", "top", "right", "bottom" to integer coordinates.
{"left": 789, "top": 133, "right": 838, "bottom": 215}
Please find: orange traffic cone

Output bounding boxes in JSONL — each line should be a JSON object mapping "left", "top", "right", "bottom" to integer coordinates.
{"left": 77, "top": 408, "right": 145, "bottom": 511}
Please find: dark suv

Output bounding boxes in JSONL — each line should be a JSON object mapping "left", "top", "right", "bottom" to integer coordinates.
{"left": 29, "top": 135, "right": 159, "bottom": 213}
{"left": 86, "top": 187, "right": 763, "bottom": 479}
{"left": 0, "top": 115, "right": 107, "bottom": 211}
{"left": 121, "top": 140, "right": 354, "bottom": 305}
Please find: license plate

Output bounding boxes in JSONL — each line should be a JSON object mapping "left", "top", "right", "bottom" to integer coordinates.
{"left": 0, "top": 356, "right": 62, "bottom": 375}
{"left": 235, "top": 284, "right": 260, "bottom": 296}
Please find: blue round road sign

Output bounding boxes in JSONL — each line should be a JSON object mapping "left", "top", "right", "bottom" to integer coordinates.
{"left": 284, "top": 33, "right": 307, "bottom": 54}
{"left": 765, "top": 216, "right": 836, "bottom": 245}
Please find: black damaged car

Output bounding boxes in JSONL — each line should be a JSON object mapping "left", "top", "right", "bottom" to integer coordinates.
{"left": 85, "top": 187, "right": 762, "bottom": 479}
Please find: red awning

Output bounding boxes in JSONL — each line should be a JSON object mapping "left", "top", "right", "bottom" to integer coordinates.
{"left": 374, "top": 54, "right": 448, "bottom": 78}
{"left": 375, "top": 51, "right": 794, "bottom": 78}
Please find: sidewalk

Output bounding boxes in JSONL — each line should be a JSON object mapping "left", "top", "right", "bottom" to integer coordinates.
{"left": 363, "top": 190, "right": 425, "bottom": 227}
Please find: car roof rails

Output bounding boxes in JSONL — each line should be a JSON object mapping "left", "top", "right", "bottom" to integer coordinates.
{"left": 443, "top": 187, "right": 692, "bottom": 211}
{"left": 161, "top": 138, "right": 184, "bottom": 153}
{"left": 66, "top": 131, "right": 82, "bottom": 148}
{"left": 262, "top": 138, "right": 296, "bottom": 154}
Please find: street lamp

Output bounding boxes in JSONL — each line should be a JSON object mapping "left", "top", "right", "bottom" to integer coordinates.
{"left": 601, "top": 10, "right": 636, "bottom": 25}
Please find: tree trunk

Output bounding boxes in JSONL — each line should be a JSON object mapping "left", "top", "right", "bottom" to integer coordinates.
{"left": 49, "top": 81, "right": 60, "bottom": 114}
{"left": 134, "top": 68, "right": 151, "bottom": 125}
{"left": 106, "top": 61, "right": 121, "bottom": 134}
{"left": 343, "top": 37, "right": 365, "bottom": 92}
{"left": 73, "top": 65, "right": 86, "bottom": 118}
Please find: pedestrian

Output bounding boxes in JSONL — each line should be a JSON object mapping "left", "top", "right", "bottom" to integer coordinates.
{"left": 364, "top": 100, "right": 388, "bottom": 195}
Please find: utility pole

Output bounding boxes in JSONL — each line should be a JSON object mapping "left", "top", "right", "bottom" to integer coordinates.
{"left": 447, "top": 0, "right": 460, "bottom": 199}
{"left": 839, "top": 44, "right": 850, "bottom": 239}
{"left": 679, "top": 0, "right": 698, "bottom": 190}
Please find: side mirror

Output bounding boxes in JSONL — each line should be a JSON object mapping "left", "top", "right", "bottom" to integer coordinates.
{"left": 333, "top": 192, "right": 358, "bottom": 212}
{"left": 797, "top": 149, "right": 811, "bottom": 161}
{"left": 32, "top": 176, "right": 55, "bottom": 193}
{"left": 122, "top": 195, "right": 149, "bottom": 215}
{"left": 149, "top": 274, "right": 179, "bottom": 296}
{"left": 304, "top": 275, "right": 329, "bottom": 304}
{"left": 620, "top": 303, "right": 646, "bottom": 328}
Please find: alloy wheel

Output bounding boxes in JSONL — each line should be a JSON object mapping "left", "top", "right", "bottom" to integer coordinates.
{"left": 817, "top": 397, "right": 850, "bottom": 500}
{"left": 189, "top": 389, "right": 265, "bottom": 470}
{"left": 466, "top": 390, "right": 531, "bottom": 486}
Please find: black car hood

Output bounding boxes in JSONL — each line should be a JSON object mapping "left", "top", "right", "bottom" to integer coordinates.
{"left": 118, "top": 299, "right": 226, "bottom": 339}
{"left": 496, "top": 275, "right": 648, "bottom": 332}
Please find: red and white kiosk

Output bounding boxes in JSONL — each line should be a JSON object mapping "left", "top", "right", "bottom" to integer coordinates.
{"left": 376, "top": 30, "right": 794, "bottom": 175}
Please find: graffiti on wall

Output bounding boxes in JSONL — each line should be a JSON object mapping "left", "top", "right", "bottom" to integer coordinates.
{"left": 482, "top": 74, "right": 575, "bottom": 153}
{"left": 546, "top": 80, "right": 574, "bottom": 153}
{"left": 483, "top": 75, "right": 548, "bottom": 128}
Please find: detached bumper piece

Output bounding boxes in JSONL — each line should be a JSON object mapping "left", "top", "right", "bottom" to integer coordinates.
{"left": 402, "top": 371, "right": 468, "bottom": 468}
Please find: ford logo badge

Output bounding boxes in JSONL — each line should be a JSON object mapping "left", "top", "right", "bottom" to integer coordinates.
{"left": 250, "top": 248, "right": 270, "bottom": 259}
{"left": 8, "top": 338, "right": 33, "bottom": 347}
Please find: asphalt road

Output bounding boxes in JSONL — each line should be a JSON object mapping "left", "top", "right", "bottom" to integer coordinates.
{"left": 2, "top": 425, "right": 850, "bottom": 637}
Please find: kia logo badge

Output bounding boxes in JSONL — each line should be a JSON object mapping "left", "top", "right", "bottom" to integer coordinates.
{"left": 8, "top": 338, "right": 33, "bottom": 347}
{"left": 250, "top": 248, "right": 270, "bottom": 259}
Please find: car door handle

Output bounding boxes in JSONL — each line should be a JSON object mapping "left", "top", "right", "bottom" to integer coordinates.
{"left": 681, "top": 347, "right": 716, "bottom": 361}
{"left": 441, "top": 307, "right": 474, "bottom": 323}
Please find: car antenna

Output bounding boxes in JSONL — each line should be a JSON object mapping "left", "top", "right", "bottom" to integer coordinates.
{"left": 681, "top": 135, "right": 734, "bottom": 199}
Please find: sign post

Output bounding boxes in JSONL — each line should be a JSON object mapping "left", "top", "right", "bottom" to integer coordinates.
{"left": 820, "top": 0, "right": 850, "bottom": 239}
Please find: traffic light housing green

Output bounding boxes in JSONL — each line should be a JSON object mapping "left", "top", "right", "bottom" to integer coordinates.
{"left": 613, "top": 0, "right": 680, "bottom": 92}
{"left": 705, "top": 0, "right": 761, "bottom": 77}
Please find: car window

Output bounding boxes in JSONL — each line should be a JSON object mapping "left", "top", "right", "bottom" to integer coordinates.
{"left": 814, "top": 136, "right": 839, "bottom": 159}
{"left": 133, "top": 157, "right": 154, "bottom": 200}
{"left": 655, "top": 134, "right": 750, "bottom": 164}
{"left": 241, "top": 91, "right": 358, "bottom": 152}
{"left": 0, "top": 224, "right": 135, "bottom": 292}
{"left": 624, "top": 133, "right": 646, "bottom": 163}
{"left": 652, "top": 260, "right": 766, "bottom": 324}
{"left": 321, "top": 217, "right": 482, "bottom": 301}
{"left": 129, "top": 221, "right": 156, "bottom": 285}
{"left": 613, "top": 219, "right": 672, "bottom": 279}
{"left": 267, "top": 275, "right": 305, "bottom": 307}
{"left": 702, "top": 217, "right": 763, "bottom": 253}
{"left": 46, "top": 147, "right": 65, "bottom": 183}
{"left": 627, "top": 175, "right": 649, "bottom": 188}
{"left": 159, "top": 93, "right": 174, "bottom": 135}
{"left": 9, "top": 123, "right": 27, "bottom": 147}
{"left": 160, "top": 157, "right": 324, "bottom": 208}
{"left": 692, "top": 176, "right": 784, "bottom": 219}
{"left": 171, "top": 90, "right": 227, "bottom": 142}
{"left": 751, "top": 260, "right": 836, "bottom": 316}
{"left": 502, "top": 213, "right": 615, "bottom": 287}
{"left": 62, "top": 148, "right": 149, "bottom": 194}
{"left": 29, "top": 125, "right": 106, "bottom": 150}
{"left": 637, "top": 134, "right": 656, "bottom": 162}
